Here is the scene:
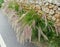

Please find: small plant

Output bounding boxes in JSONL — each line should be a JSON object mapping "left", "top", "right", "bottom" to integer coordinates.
{"left": 4, "top": 1, "right": 60, "bottom": 47}
{"left": 18, "top": 8, "right": 60, "bottom": 47}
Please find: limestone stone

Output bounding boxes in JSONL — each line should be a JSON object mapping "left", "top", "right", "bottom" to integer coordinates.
{"left": 49, "top": 9, "right": 54, "bottom": 15}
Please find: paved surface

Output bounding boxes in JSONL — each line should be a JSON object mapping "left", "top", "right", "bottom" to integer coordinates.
{"left": 0, "top": 10, "right": 37, "bottom": 47}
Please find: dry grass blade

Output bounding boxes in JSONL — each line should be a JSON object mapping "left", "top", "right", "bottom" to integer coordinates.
{"left": 37, "top": 27, "right": 48, "bottom": 41}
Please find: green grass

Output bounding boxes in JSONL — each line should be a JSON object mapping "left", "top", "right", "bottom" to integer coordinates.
{"left": 8, "top": 1, "right": 19, "bottom": 12}
{"left": 0, "top": 0, "right": 4, "bottom": 8}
